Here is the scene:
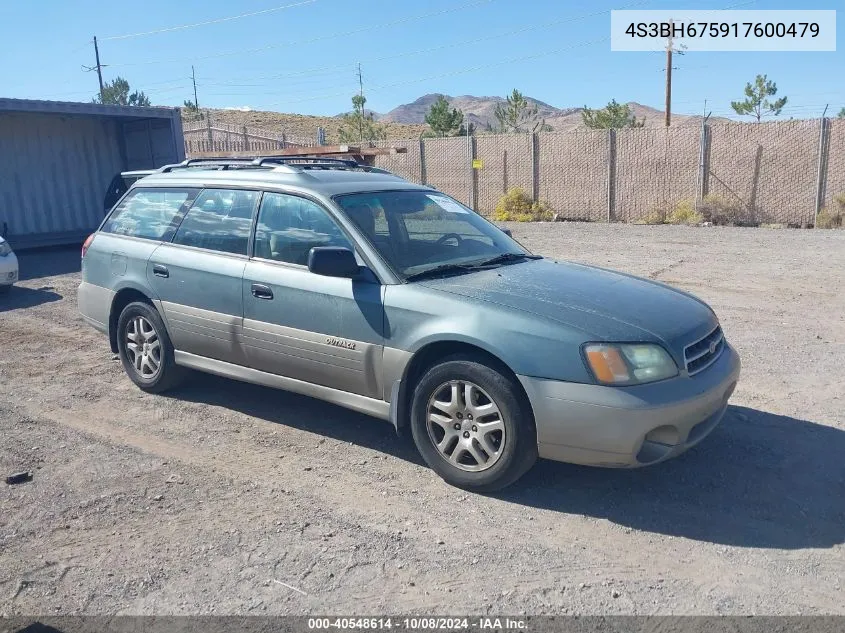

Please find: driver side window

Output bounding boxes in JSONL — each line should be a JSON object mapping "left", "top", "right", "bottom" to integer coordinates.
{"left": 254, "top": 193, "right": 352, "bottom": 266}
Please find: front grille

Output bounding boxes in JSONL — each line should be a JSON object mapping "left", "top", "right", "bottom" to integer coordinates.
{"left": 684, "top": 325, "right": 724, "bottom": 375}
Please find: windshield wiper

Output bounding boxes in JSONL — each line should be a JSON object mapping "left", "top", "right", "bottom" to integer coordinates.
{"left": 404, "top": 253, "right": 541, "bottom": 282}
{"left": 405, "top": 262, "right": 479, "bottom": 281}
{"left": 473, "top": 252, "right": 542, "bottom": 267}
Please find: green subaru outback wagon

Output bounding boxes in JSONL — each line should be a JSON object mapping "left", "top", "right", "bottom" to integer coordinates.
{"left": 79, "top": 157, "right": 740, "bottom": 491}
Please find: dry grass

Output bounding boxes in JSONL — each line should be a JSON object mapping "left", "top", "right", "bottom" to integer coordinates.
{"left": 184, "top": 108, "right": 427, "bottom": 144}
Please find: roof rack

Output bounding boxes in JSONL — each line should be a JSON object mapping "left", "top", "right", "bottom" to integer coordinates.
{"left": 158, "top": 155, "right": 393, "bottom": 174}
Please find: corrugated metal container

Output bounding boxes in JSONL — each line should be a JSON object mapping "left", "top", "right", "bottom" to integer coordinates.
{"left": 0, "top": 98, "right": 185, "bottom": 248}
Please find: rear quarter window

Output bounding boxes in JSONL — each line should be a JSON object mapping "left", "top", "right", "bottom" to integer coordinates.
{"left": 102, "top": 188, "right": 197, "bottom": 241}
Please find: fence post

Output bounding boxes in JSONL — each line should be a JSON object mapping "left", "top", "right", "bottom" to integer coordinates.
{"left": 468, "top": 134, "right": 477, "bottom": 211}
{"left": 419, "top": 138, "right": 427, "bottom": 185}
{"left": 531, "top": 132, "right": 540, "bottom": 203}
{"left": 206, "top": 117, "right": 213, "bottom": 146}
{"left": 814, "top": 117, "right": 830, "bottom": 228}
{"left": 242, "top": 125, "right": 249, "bottom": 152}
{"left": 697, "top": 122, "right": 710, "bottom": 203}
{"left": 607, "top": 129, "right": 617, "bottom": 222}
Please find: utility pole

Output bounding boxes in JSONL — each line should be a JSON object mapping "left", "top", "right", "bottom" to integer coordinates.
{"left": 664, "top": 36, "right": 673, "bottom": 127}
{"left": 357, "top": 62, "right": 364, "bottom": 143}
{"left": 663, "top": 27, "right": 685, "bottom": 128}
{"left": 191, "top": 65, "right": 200, "bottom": 110}
{"left": 85, "top": 36, "right": 106, "bottom": 102}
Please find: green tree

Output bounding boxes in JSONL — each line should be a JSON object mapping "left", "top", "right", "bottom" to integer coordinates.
{"left": 838, "top": 107, "right": 845, "bottom": 119}
{"left": 581, "top": 99, "right": 645, "bottom": 129}
{"left": 424, "top": 95, "right": 465, "bottom": 137}
{"left": 730, "top": 74, "right": 788, "bottom": 122}
{"left": 337, "top": 94, "right": 387, "bottom": 144}
{"left": 183, "top": 99, "right": 199, "bottom": 112}
{"left": 493, "top": 89, "right": 548, "bottom": 133}
{"left": 93, "top": 77, "right": 150, "bottom": 107}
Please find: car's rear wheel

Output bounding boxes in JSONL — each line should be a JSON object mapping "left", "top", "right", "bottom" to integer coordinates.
{"left": 410, "top": 355, "right": 538, "bottom": 492}
{"left": 117, "top": 301, "right": 184, "bottom": 393}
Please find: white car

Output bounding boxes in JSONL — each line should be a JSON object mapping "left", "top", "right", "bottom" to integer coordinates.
{"left": 0, "top": 236, "right": 19, "bottom": 293}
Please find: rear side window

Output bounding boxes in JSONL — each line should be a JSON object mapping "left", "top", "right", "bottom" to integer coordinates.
{"left": 102, "top": 188, "right": 197, "bottom": 240}
{"left": 172, "top": 188, "right": 259, "bottom": 256}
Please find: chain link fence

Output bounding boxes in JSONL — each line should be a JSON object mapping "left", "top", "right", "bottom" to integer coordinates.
{"left": 474, "top": 134, "right": 534, "bottom": 214}
{"left": 538, "top": 131, "right": 609, "bottom": 221}
{"left": 707, "top": 120, "right": 819, "bottom": 225}
{"left": 170, "top": 117, "right": 836, "bottom": 228}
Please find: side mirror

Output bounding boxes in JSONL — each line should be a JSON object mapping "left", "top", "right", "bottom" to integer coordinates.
{"left": 308, "top": 247, "right": 360, "bottom": 278}
{"left": 500, "top": 227, "right": 513, "bottom": 237}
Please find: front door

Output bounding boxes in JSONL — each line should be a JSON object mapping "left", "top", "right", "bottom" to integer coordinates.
{"left": 148, "top": 188, "right": 259, "bottom": 365}
{"left": 242, "top": 192, "right": 384, "bottom": 399}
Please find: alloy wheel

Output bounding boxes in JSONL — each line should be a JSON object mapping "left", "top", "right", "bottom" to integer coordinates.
{"left": 125, "top": 315, "right": 162, "bottom": 379}
{"left": 425, "top": 380, "right": 506, "bottom": 472}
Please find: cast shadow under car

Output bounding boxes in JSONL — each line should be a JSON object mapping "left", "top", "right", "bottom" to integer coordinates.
{"left": 0, "top": 284, "right": 62, "bottom": 312}
{"left": 500, "top": 405, "right": 845, "bottom": 550}
{"left": 167, "top": 373, "right": 844, "bottom": 551}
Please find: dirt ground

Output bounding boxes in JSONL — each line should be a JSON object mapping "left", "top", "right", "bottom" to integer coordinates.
{"left": 1, "top": 223, "right": 843, "bottom": 616}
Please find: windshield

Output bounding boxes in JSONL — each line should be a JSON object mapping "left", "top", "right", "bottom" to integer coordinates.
{"left": 334, "top": 190, "right": 534, "bottom": 279}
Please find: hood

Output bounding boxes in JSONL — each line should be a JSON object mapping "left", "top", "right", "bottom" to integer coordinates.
{"left": 418, "top": 258, "right": 717, "bottom": 348}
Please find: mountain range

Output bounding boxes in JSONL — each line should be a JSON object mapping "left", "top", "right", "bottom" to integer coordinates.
{"left": 370, "top": 93, "right": 727, "bottom": 130}
{"left": 196, "top": 93, "right": 730, "bottom": 145}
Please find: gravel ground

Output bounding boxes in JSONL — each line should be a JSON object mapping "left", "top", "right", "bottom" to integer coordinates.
{"left": 1, "top": 223, "right": 843, "bottom": 616}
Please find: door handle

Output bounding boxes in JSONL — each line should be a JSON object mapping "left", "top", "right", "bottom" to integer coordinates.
{"left": 251, "top": 283, "right": 273, "bottom": 300}
{"left": 152, "top": 264, "right": 169, "bottom": 278}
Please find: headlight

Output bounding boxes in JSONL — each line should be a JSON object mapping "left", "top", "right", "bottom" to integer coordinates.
{"left": 0, "top": 242, "right": 11, "bottom": 257}
{"left": 584, "top": 343, "right": 678, "bottom": 385}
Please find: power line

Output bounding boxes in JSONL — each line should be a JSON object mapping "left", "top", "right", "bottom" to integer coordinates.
{"left": 107, "top": 0, "right": 494, "bottom": 67}
{"left": 100, "top": 0, "right": 317, "bottom": 41}
{"left": 258, "top": 36, "right": 606, "bottom": 108}
{"left": 197, "top": 1, "right": 649, "bottom": 87}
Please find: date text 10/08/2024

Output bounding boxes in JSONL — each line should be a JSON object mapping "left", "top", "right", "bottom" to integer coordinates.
{"left": 307, "top": 617, "right": 527, "bottom": 630}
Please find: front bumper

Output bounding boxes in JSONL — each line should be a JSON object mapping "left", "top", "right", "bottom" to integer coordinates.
{"left": 0, "top": 253, "right": 18, "bottom": 286}
{"left": 517, "top": 343, "right": 741, "bottom": 468}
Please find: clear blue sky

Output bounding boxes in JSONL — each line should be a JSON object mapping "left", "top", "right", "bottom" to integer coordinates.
{"left": 2, "top": 0, "right": 842, "bottom": 119}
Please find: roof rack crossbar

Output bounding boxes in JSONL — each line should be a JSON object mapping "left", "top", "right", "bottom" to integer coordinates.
{"left": 255, "top": 156, "right": 359, "bottom": 167}
{"left": 159, "top": 158, "right": 265, "bottom": 173}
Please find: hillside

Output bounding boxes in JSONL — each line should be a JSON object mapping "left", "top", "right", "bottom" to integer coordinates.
{"left": 187, "top": 108, "right": 426, "bottom": 145}
{"left": 186, "top": 94, "right": 730, "bottom": 143}
{"left": 378, "top": 94, "right": 728, "bottom": 131}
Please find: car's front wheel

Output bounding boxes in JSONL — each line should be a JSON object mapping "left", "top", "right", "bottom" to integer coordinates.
{"left": 410, "top": 355, "right": 538, "bottom": 492}
{"left": 116, "top": 301, "right": 184, "bottom": 393}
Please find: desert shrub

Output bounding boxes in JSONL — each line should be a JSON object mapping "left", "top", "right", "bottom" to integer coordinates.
{"left": 667, "top": 199, "right": 703, "bottom": 225}
{"left": 697, "top": 194, "right": 754, "bottom": 226}
{"left": 816, "top": 193, "right": 845, "bottom": 229}
{"left": 636, "top": 200, "right": 701, "bottom": 225}
{"left": 635, "top": 207, "right": 668, "bottom": 225}
{"left": 493, "top": 187, "right": 553, "bottom": 222}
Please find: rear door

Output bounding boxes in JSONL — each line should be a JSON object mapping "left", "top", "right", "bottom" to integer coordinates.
{"left": 242, "top": 191, "right": 385, "bottom": 399}
{"left": 147, "top": 188, "right": 259, "bottom": 365}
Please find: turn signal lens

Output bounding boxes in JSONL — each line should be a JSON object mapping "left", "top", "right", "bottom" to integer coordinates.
{"left": 585, "top": 345, "right": 631, "bottom": 383}
{"left": 584, "top": 343, "right": 678, "bottom": 386}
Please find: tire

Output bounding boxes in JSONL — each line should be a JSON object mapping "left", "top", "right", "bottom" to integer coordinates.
{"left": 410, "top": 354, "right": 538, "bottom": 492}
{"left": 116, "top": 301, "right": 184, "bottom": 393}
